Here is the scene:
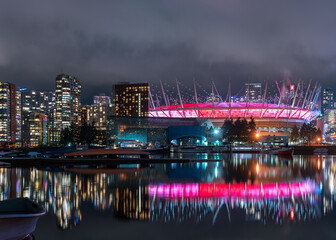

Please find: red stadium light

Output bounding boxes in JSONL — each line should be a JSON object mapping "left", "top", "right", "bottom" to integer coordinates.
{"left": 149, "top": 102, "right": 319, "bottom": 122}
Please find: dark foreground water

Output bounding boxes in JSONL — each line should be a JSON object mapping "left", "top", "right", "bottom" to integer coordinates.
{"left": 1, "top": 153, "right": 336, "bottom": 240}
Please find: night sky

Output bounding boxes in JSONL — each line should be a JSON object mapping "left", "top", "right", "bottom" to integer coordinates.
{"left": 0, "top": 0, "right": 335, "bottom": 104}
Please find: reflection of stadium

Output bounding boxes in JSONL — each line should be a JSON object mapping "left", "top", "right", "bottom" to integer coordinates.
{"left": 148, "top": 181, "right": 321, "bottom": 224}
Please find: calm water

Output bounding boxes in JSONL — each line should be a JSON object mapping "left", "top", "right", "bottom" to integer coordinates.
{"left": 1, "top": 153, "right": 336, "bottom": 240}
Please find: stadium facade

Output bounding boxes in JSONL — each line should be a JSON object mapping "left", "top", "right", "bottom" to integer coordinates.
{"left": 148, "top": 81, "right": 321, "bottom": 139}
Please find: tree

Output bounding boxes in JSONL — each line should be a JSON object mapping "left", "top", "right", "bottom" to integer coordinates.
{"left": 290, "top": 125, "right": 300, "bottom": 142}
{"left": 300, "top": 122, "right": 318, "bottom": 144}
{"left": 234, "top": 118, "right": 249, "bottom": 142}
{"left": 70, "top": 123, "right": 80, "bottom": 146}
{"left": 221, "top": 118, "right": 235, "bottom": 143}
{"left": 222, "top": 117, "right": 259, "bottom": 144}
{"left": 60, "top": 127, "right": 73, "bottom": 146}
{"left": 79, "top": 123, "right": 98, "bottom": 147}
{"left": 248, "top": 117, "right": 257, "bottom": 143}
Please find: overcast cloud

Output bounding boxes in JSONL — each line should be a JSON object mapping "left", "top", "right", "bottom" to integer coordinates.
{"left": 0, "top": 0, "right": 336, "bottom": 103}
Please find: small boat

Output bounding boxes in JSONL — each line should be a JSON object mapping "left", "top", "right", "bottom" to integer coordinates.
{"left": 278, "top": 148, "right": 294, "bottom": 157}
{"left": 265, "top": 147, "right": 294, "bottom": 157}
{"left": 0, "top": 198, "right": 45, "bottom": 240}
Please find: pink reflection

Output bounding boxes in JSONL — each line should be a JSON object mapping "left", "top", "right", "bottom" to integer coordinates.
{"left": 184, "top": 183, "right": 199, "bottom": 198}
{"left": 199, "top": 183, "right": 214, "bottom": 197}
{"left": 278, "top": 184, "right": 290, "bottom": 197}
{"left": 290, "top": 183, "right": 301, "bottom": 195}
{"left": 263, "top": 184, "right": 277, "bottom": 198}
{"left": 214, "top": 184, "right": 230, "bottom": 197}
{"left": 247, "top": 184, "right": 261, "bottom": 198}
{"left": 231, "top": 183, "right": 245, "bottom": 197}
{"left": 170, "top": 184, "right": 183, "bottom": 198}
{"left": 149, "top": 181, "right": 318, "bottom": 200}
{"left": 149, "top": 185, "right": 157, "bottom": 196}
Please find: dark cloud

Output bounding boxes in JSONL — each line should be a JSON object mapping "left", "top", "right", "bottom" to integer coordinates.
{"left": 0, "top": 0, "right": 336, "bottom": 103}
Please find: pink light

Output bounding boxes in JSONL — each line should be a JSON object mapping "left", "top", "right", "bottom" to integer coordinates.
{"left": 231, "top": 183, "right": 245, "bottom": 197}
{"left": 247, "top": 184, "right": 262, "bottom": 198}
{"left": 149, "top": 181, "right": 318, "bottom": 199}
{"left": 157, "top": 184, "right": 170, "bottom": 198}
{"left": 263, "top": 184, "right": 277, "bottom": 198}
{"left": 170, "top": 184, "right": 183, "bottom": 198}
{"left": 214, "top": 184, "right": 230, "bottom": 197}
{"left": 184, "top": 183, "right": 199, "bottom": 198}
{"left": 299, "top": 181, "right": 312, "bottom": 194}
{"left": 199, "top": 183, "right": 214, "bottom": 198}
{"left": 278, "top": 184, "right": 290, "bottom": 197}
{"left": 290, "top": 183, "right": 301, "bottom": 195}
{"left": 149, "top": 102, "right": 319, "bottom": 121}
{"left": 149, "top": 185, "right": 157, "bottom": 196}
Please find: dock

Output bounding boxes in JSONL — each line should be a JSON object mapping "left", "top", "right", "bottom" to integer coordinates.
{"left": 0, "top": 157, "right": 221, "bottom": 168}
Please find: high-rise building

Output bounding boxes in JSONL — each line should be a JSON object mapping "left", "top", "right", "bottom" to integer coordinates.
{"left": 22, "top": 112, "right": 48, "bottom": 147}
{"left": 322, "top": 88, "right": 334, "bottom": 113}
{"left": 94, "top": 93, "right": 111, "bottom": 106}
{"left": 20, "top": 89, "right": 56, "bottom": 147}
{"left": 55, "top": 74, "right": 81, "bottom": 129}
{"left": 0, "top": 82, "right": 17, "bottom": 146}
{"left": 80, "top": 94, "right": 113, "bottom": 146}
{"left": 92, "top": 93, "right": 112, "bottom": 130}
{"left": 323, "top": 108, "right": 336, "bottom": 142}
{"left": 80, "top": 105, "right": 91, "bottom": 126}
{"left": 15, "top": 90, "right": 22, "bottom": 147}
{"left": 113, "top": 83, "right": 149, "bottom": 117}
{"left": 245, "top": 83, "right": 262, "bottom": 103}
{"left": 21, "top": 89, "right": 56, "bottom": 115}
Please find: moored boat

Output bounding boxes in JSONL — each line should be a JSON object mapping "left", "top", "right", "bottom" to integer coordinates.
{"left": 278, "top": 148, "right": 294, "bottom": 157}
{"left": 0, "top": 198, "right": 45, "bottom": 240}
{"left": 265, "top": 147, "right": 294, "bottom": 157}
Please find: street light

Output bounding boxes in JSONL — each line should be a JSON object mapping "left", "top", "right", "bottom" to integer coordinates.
{"left": 256, "top": 133, "right": 260, "bottom": 138}
{"left": 214, "top": 129, "right": 219, "bottom": 135}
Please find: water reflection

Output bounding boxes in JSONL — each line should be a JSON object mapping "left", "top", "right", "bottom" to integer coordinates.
{"left": 0, "top": 154, "right": 335, "bottom": 230}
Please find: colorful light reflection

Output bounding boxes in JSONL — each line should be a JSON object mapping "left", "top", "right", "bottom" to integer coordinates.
{"left": 149, "top": 181, "right": 319, "bottom": 199}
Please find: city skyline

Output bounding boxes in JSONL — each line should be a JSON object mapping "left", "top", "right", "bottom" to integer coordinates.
{"left": 0, "top": 1, "right": 336, "bottom": 103}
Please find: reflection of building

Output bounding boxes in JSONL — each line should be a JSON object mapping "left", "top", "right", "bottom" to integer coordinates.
{"left": 114, "top": 185, "right": 149, "bottom": 220}
{"left": 0, "top": 82, "right": 17, "bottom": 145}
{"left": 113, "top": 83, "right": 149, "bottom": 117}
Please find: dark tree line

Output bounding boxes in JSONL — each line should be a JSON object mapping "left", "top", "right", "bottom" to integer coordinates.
{"left": 60, "top": 123, "right": 104, "bottom": 147}
{"left": 221, "top": 117, "right": 257, "bottom": 143}
{"left": 290, "top": 123, "right": 322, "bottom": 144}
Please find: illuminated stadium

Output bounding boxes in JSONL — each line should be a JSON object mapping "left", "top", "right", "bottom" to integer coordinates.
{"left": 148, "top": 81, "right": 321, "bottom": 137}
